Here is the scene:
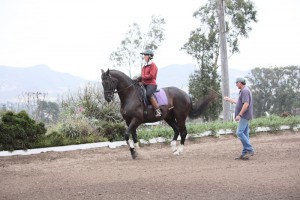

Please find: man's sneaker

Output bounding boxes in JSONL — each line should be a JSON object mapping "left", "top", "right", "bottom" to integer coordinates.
{"left": 235, "top": 155, "right": 249, "bottom": 160}
{"left": 235, "top": 151, "right": 254, "bottom": 160}
{"left": 247, "top": 151, "right": 255, "bottom": 157}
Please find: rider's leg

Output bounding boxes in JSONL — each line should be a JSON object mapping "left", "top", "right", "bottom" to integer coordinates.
{"left": 149, "top": 95, "right": 162, "bottom": 117}
{"left": 145, "top": 84, "right": 161, "bottom": 117}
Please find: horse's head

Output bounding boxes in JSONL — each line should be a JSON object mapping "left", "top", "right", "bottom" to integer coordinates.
{"left": 101, "top": 69, "right": 117, "bottom": 102}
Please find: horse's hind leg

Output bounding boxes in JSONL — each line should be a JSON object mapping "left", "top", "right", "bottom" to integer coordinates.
{"left": 173, "top": 121, "right": 187, "bottom": 155}
{"left": 164, "top": 118, "right": 179, "bottom": 152}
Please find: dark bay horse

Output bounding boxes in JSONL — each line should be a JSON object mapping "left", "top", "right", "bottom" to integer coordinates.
{"left": 101, "top": 69, "right": 216, "bottom": 159}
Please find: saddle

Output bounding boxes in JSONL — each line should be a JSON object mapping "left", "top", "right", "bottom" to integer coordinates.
{"left": 137, "top": 84, "right": 168, "bottom": 107}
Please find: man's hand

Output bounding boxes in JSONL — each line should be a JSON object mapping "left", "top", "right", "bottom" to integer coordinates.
{"left": 224, "top": 96, "right": 236, "bottom": 104}
{"left": 224, "top": 96, "right": 230, "bottom": 102}
{"left": 235, "top": 115, "right": 241, "bottom": 121}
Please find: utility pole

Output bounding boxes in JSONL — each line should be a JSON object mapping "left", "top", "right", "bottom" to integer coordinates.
{"left": 217, "top": 0, "right": 231, "bottom": 121}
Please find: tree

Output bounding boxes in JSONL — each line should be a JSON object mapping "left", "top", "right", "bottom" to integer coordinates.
{"left": 109, "top": 15, "right": 166, "bottom": 78}
{"left": 182, "top": 0, "right": 257, "bottom": 120}
{"left": 189, "top": 69, "right": 222, "bottom": 121}
{"left": 18, "top": 91, "right": 48, "bottom": 121}
{"left": 247, "top": 66, "right": 300, "bottom": 117}
{"left": 37, "top": 101, "right": 60, "bottom": 124}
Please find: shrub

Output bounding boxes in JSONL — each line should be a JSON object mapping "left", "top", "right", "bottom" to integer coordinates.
{"left": 0, "top": 111, "right": 46, "bottom": 151}
{"left": 34, "top": 131, "right": 67, "bottom": 148}
{"left": 99, "top": 121, "right": 126, "bottom": 142}
{"left": 58, "top": 114, "right": 99, "bottom": 138}
{"left": 137, "top": 124, "right": 173, "bottom": 141}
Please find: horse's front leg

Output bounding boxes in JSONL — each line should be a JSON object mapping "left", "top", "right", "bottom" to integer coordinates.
{"left": 125, "top": 118, "right": 141, "bottom": 159}
{"left": 127, "top": 130, "right": 140, "bottom": 159}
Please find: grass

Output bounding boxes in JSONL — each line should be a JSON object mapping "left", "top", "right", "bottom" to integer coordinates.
{"left": 137, "top": 115, "right": 300, "bottom": 141}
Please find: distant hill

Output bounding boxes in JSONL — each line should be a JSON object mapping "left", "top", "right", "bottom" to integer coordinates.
{"left": 0, "top": 64, "right": 251, "bottom": 103}
{"left": 157, "top": 64, "right": 251, "bottom": 94}
{"left": 157, "top": 64, "right": 198, "bottom": 91}
{"left": 0, "top": 65, "right": 89, "bottom": 103}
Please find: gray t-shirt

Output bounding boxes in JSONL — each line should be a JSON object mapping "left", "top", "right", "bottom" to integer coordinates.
{"left": 235, "top": 86, "right": 253, "bottom": 120}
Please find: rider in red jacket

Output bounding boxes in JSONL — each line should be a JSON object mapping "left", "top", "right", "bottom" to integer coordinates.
{"left": 137, "top": 49, "right": 162, "bottom": 117}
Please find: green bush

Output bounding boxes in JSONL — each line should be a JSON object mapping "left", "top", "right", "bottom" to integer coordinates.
{"left": 137, "top": 124, "right": 173, "bottom": 141}
{"left": 34, "top": 131, "right": 108, "bottom": 148}
{"left": 99, "top": 121, "right": 126, "bottom": 142}
{"left": 0, "top": 111, "right": 46, "bottom": 151}
{"left": 34, "top": 131, "right": 67, "bottom": 148}
{"left": 40, "top": 114, "right": 126, "bottom": 146}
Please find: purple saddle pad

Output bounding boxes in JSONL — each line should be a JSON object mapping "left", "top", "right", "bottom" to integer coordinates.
{"left": 153, "top": 89, "right": 168, "bottom": 106}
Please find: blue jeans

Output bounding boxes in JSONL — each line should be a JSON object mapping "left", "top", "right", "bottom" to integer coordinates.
{"left": 236, "top": 118, "right": 254, "bottom": 156}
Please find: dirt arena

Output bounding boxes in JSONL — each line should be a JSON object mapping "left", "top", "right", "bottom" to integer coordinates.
{"left": 1, "top": 131, "right": 300, "bottom": 200}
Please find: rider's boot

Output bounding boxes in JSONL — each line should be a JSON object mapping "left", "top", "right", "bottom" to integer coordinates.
{"left": 149, "top": 95, "right": 162, "bottom": 117}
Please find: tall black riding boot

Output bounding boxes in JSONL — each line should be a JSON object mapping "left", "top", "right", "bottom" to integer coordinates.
{"left": 149, "top": 95, "right": 162, "bottom": 117}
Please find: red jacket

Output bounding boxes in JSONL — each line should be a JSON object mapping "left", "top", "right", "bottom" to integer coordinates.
{"left": 141, "top": 62, "right": 158, "bottom": 85}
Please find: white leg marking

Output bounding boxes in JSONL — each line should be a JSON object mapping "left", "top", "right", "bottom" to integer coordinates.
{"left": 127, "top": 140, "right": 134, "bottom": 149}
{"left": 173, "top": 145, "right": 184, "bottom": 155}
{"left": 134, "top": 142, "right": 140, "bottom": 150}
{"left": 171, "top": 140, "right": 177, "bottom": 152}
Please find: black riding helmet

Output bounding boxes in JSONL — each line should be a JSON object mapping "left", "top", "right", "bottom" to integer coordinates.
{"left": 140, "top": 49, "right": 154, "bottom": 59}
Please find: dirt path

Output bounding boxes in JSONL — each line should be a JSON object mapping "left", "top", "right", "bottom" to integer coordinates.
{"left": 1, "top": 131, "right": 300, "bottom": 200}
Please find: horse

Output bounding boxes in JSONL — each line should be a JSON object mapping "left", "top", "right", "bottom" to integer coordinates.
{"left": 101, "top": 69, "right": 216, "bottom": 159}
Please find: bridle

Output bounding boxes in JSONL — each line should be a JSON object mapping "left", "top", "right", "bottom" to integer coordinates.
{"left": 102, "top": 75, "right": 116, "bottom": 95}
{"left": 102, "top": 74, "right": 134, "bottom": 97}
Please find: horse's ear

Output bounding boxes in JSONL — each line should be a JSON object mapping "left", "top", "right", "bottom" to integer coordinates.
{"left": 106, "top": 68, "right": 110, "bottom": 76}
{"left": 101, "top": 69, "right": 105, "bottom": 74}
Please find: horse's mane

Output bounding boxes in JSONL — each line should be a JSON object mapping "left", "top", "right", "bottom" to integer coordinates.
{"left": 109, "top": 69, "right": 134, "bottom": 83}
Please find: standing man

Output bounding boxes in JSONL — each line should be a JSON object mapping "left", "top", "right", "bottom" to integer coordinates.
{"left": 224, "top": 77, "right": 254, "bottom": 160}
{"left": 136, "top": 49, "right": 162, "bottom": 117}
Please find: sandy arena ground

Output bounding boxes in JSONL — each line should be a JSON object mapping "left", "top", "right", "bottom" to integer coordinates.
{"left": 0, "top": 131, "right": 300, "bottom": 200}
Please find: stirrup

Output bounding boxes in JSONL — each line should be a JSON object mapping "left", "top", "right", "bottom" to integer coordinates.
{"left": 155, "top": 108, "right": 162, "bottom": 117}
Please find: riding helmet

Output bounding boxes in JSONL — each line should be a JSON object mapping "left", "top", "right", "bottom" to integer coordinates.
{"left": 140, "top": 49, "right": 154, "bottom": 56}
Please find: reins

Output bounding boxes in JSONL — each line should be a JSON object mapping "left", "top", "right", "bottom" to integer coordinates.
{"left": 207, "top": 87, "right": 223, "bottom": 97}
{"left": 113, "top": 82, "right": 134, "bottom": 93}
{"left": 113, "top": 80, "right": 143, "bottom": 103}
{"left": 104, "top": 74, "right": 135, "bottom": 94}
{"left": 103, "top": 70, "right": 142, "bottom": 103}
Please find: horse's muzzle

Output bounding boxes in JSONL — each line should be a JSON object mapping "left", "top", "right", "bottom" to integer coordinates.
{"left": 105, "top": 94, "right": 113, "bottom": 102}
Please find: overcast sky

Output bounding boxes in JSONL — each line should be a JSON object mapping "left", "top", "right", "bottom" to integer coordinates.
{"left": 0, "top": 0, "right": 299, "bottom": 80}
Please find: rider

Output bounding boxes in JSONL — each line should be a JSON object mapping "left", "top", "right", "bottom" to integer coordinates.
{"left": 136, "top": 49, "right": 162, "bottom": 117}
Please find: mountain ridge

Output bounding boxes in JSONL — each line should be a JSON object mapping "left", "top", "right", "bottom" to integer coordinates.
{"left": 0, "top": 64, "right": 250, "bottom": 103}
{"left": 157, "top": 64, "right": 251, "bottom": 93}
{"left": 0, "top": 65, "right": 89, "bottom": 102}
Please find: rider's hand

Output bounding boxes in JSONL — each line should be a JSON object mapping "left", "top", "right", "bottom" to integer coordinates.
{"left": 133, "top": 76, "right": 142, "bottom": 83}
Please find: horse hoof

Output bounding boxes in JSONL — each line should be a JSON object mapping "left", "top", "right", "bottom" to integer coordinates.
{"left": 130, "top": 148, "right": 138, "bottom": 159}
{"left": 173, "top": 145, "right": 184, "bottom": 155}
{"left": 173, "top": 150, "right": 180, "bottom": 155}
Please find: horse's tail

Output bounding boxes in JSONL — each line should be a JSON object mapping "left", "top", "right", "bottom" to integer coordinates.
{"left": 188, "top": 93, "right": 217, "bottom": 119}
